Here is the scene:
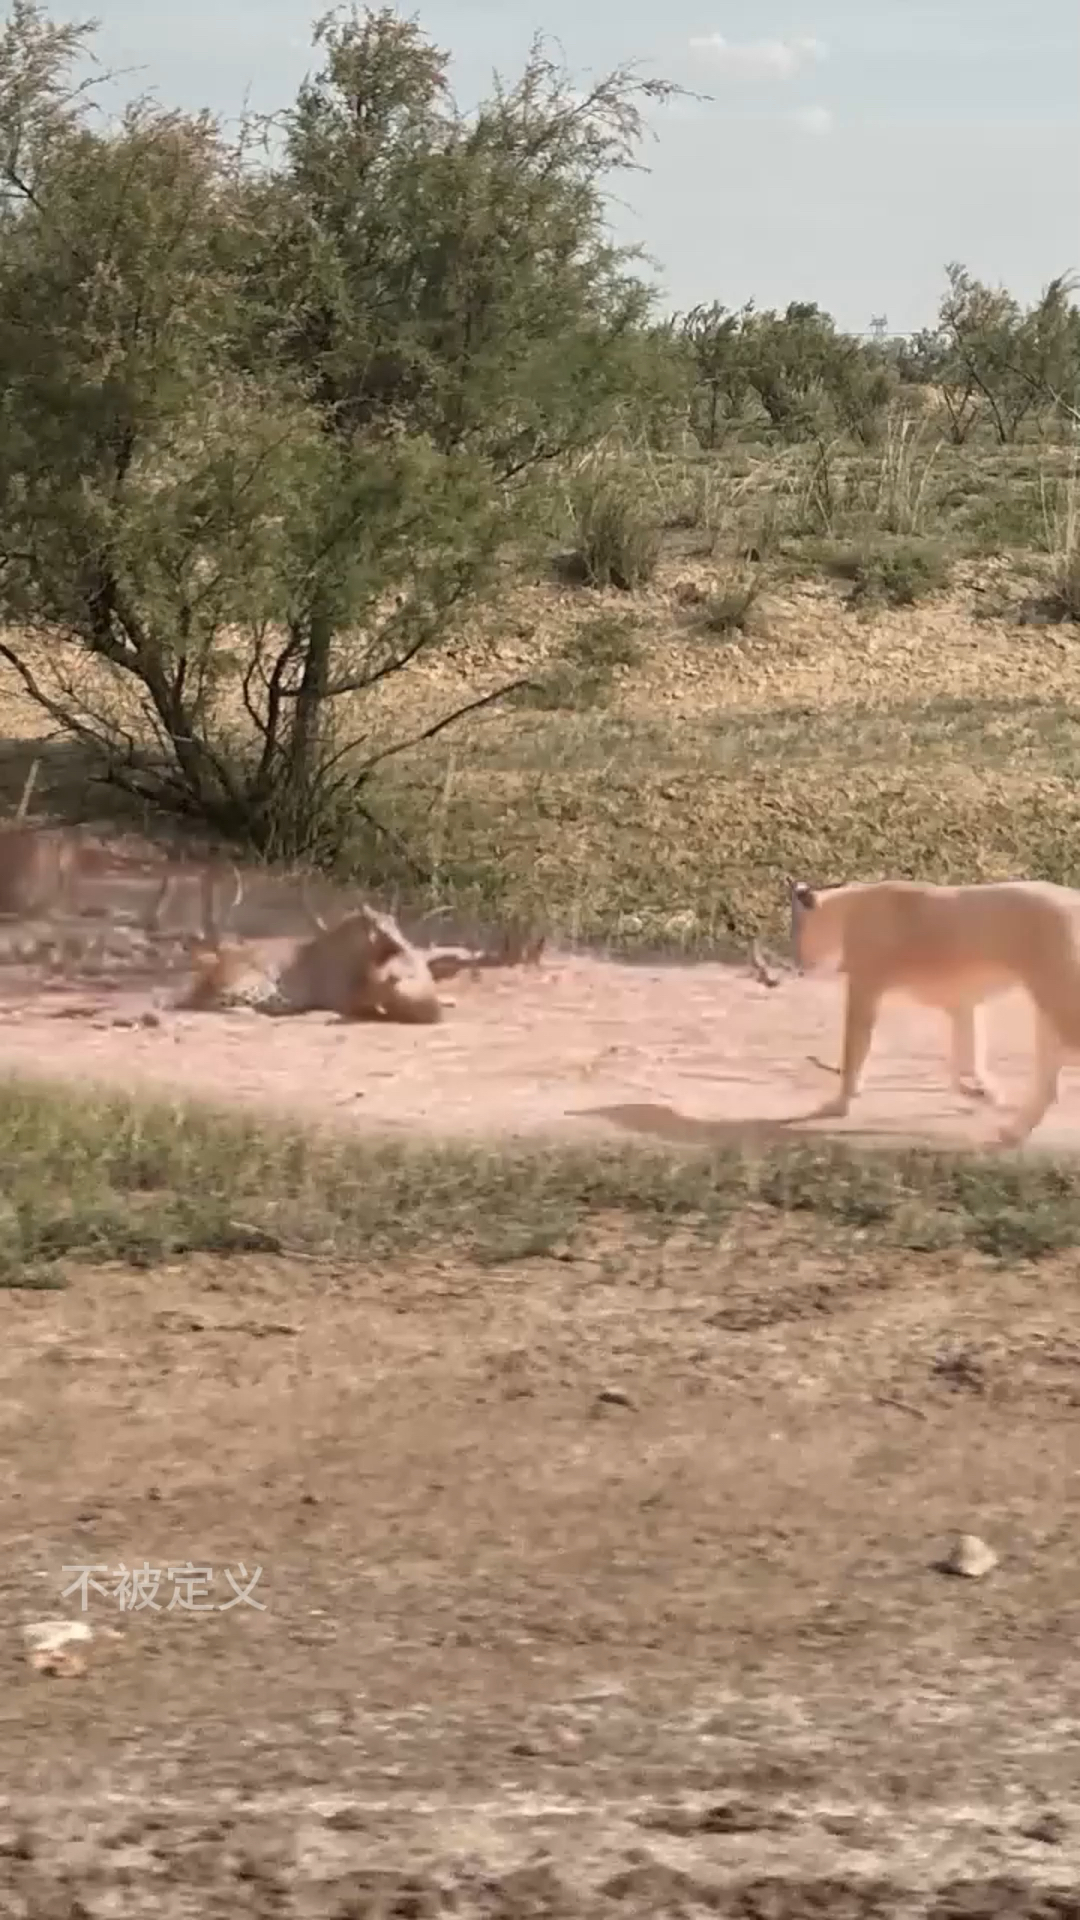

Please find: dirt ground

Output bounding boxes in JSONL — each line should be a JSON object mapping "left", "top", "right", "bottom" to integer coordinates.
{"left": 4, "top": 900, "right": 1080, "bottom": 1915}
{"left": 5, "top": 932, "right": 1080, "bottom": 1158}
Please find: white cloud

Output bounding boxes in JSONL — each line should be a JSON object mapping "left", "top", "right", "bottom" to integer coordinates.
{"left": 791, "top": 104, "right": 834, "bottom": 134}
{"left": 687, "top": 33, "right": 826, "bottom": 79}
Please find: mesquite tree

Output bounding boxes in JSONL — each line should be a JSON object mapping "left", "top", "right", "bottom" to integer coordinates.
{"left": 0, "top": 2, "right": 676, "bottom": 864}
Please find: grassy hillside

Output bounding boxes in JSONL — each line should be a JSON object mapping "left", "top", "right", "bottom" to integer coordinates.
{"left": 350, "top": 432, "right": 1080, "bottom": 952}
{"left": 2, "top": 431, "right": 1078, "bottom": 954}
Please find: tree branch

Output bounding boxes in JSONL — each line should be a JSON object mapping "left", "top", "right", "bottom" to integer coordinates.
{"left": 354, "top": 675, "right": 535, "bottom": 778}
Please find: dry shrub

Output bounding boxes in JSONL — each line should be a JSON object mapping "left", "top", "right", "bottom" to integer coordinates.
{"left": 565, "top": 451, "right": 662, "bottom": 590}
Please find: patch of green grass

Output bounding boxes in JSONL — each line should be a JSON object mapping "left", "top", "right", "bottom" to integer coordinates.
{"left": 660, "top": 433, "right": 1078, "bottom": 564}
{"left": 820, "top": 535, "right": 953, "bottom": 609}
{"left": 5, "top": 1075, "right": 1080, "bottom": 1287}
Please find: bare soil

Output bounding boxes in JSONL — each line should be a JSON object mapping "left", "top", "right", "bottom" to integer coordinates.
{"left": 4, "top": 931, "right": 1080, "bottom": 1157}
{"left": 4, "top": 895, "right": 1080, "bottom": 1915}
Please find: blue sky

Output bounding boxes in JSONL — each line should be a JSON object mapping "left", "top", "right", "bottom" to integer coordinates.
{"left": 59, "top": 0, "right": 1080, "bottom": 332}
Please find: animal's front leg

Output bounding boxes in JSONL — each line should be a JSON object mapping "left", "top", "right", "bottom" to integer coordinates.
{"left": 948, "top": 1002, "right": 1000, "bottom": 1105}
{"left": 995, "top": 1011, "right": 1063, "bottom": 1147}
{"left": 805, "top": 979, "right": 880, "bottom": 1121}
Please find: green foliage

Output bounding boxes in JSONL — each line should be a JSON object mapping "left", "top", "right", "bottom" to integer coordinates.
{"left": 564, "top": 448, "right": 663, "bottom": 590}
{"left": 822, "top": 535, "right": 952, "bottom": 609}
{"left": 1, "top": 0, "right": 1079, "bottom": 906}
{"left": 677, "top": 301, "right": 753, "bottom": 448}
{"left": 676, "top": 300, "right": 897, "bottom": 448}
{"left": 0, "top": 1, "right": 680, "bottom": 864}
{"left": 245, "top": 6, "right": 680, "bottom": 473}
{"left": 744, "top": 302, "right": 897, "bottom": 444}
{"left": 909, "top": 263, "right": 1080, "bottom": 445}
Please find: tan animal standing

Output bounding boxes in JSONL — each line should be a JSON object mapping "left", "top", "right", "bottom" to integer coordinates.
{"left": 790, "top": 876, "right": 1080, "bottom": 1146}
{"left": 0, "top": 823, "right": 81, "bottom": 918}
{"left": 0, "top": 812, "right": 243, "bottom": 944}
{"left": 146, "top": 861, "right": 244, "bottom": 944}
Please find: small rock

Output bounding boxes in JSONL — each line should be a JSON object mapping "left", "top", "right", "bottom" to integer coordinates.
{"left": 594, "top": 1387, "right": 634, "bottom": 1410}
{"left": 1021, "top": 1810, "right": 1068, "bottom": 1846}
{"left": 322, "top": 1806, "right": 365, "bottom": 1833}
{"left": 640, "top": 1798, "right": 793, "bottom": 1836}
{"left": 937, "top": 1532, "right": 998, "bottom": 1579}
{"left": 23, "top": 1618, "right": 93, "bottom": 1652}
{"left": 672, "top": 579, "right": 707, "bottom": 608}
{"left": 22, "top": 1618, "right": 93, "bottom": 1677}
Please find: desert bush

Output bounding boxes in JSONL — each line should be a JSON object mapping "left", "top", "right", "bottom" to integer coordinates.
{"left": 822, "top": 536, "right": 952, "bottom": 610}
{"left": 743, "top": 304, "right": 895, "bottom": 445}
{"left": 677, "top": 300, "right": 754, "bottom": 449}
{"left": 909, "top": 264, "right": 1080, "bottom": 446}
{"left": 565, "top": 451, "right": 662, "bottom": 590}
{"left": 1041, "top": 459, "right": 1080, "bottom": 622}
{"left": 675, "top": 300, "right": 896, "bottom": 450}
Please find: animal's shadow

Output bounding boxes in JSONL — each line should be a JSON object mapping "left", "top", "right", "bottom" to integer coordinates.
{"left": 568, "top": 1100, "right": 979, "bottom": 1151}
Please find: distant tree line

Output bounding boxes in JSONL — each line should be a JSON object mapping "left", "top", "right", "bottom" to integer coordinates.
{"left": 670, "top": 270, "right": 1080, "bottom": 450}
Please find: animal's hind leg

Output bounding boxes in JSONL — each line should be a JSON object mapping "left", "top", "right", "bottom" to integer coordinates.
{"left": 803, "top": 980, "right": 880, "bottom": 1122}
{"left": 948, "top": 1003, "right": 1000, "bottom": 1105}
{"left": 995, "top": 1012, "right": 1063, "bottom": 1148}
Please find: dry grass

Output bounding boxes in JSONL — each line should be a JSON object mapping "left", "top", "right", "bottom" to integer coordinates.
{"left": 352, "top": 554, "right": 1080, "bottom": 953}
{"left": 5, "top": 1072, "right": 1080, "bottom": 1288}
{"left": 1040, "top": 450, "right": 1080, "bottom": 621}
{"left": 2, "top": 425, "right": 1079, "bottom": 958}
